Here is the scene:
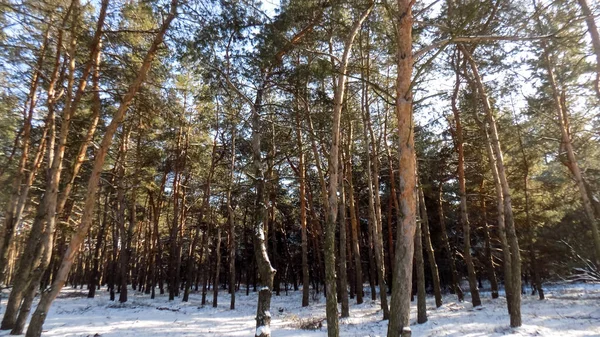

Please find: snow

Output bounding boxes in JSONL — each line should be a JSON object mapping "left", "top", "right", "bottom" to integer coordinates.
{"left": 256, "top": 325, "right": 271, "bottom": 335}
{"left": 1, "top": 283, "right": 599, "bottom": 337}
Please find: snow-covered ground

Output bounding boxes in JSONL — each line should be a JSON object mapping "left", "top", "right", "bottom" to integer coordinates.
{"left": 1, "top": 283, "right": 599, "bottom": 336}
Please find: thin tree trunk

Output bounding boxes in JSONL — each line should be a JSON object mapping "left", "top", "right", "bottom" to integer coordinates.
{"left": 479, "top": 180, "right": 499, "bottom": 299}
{"left": 117, "top": 129, "right": 131, "bottom": 303}
{"left": 437, "top": 183, "right": 464, "bottom": 301}
{"left": 418, "top": 187, "right": 442, "bottom": 308}
{"left": 88, "top": 189, "right": 109, "bottom": 298}
{"left": 228, "top": 129, "right": 237, "bottom": 309}
{"left": 295, "top": 105, "right": 310, "bottom": 307}
{"left": 345, "top": 131, "right": 363, "bottom": 304}
{"left": 450, "top": 63, "right": 481, "bottom": 307}
{"left": 1, "top": 15, "right": 70, "bottom": 329}
{"left": 415, "top": 190, "right": 427, "bottom": 324}
{"left": 339, "top": 138, "right": 349, "bottom": 318}
{"left": 213, "top": 226, "right": 222, "bottom": 307}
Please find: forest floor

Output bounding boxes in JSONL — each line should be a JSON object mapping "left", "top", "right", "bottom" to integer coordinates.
{"left": 1, "top": 282, "right": 599, "bottom": 337}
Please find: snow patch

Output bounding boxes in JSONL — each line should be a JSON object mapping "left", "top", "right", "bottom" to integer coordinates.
{"left": 11, "top": 283, "right": 600, "bottom": 337}
{"left": 256, "top": 325, "right": 271, "bottom": 336}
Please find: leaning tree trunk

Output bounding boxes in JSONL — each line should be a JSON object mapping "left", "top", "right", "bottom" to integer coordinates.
{"left": 387, "top": 1, "right": 415, "bottom": 336}
{"left": 25, "top": 4, "right": 178, "bottom": 335}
